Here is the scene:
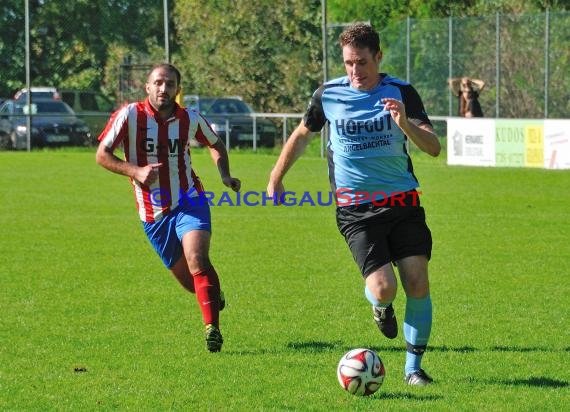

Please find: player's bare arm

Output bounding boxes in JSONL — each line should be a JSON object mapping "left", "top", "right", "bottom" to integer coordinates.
{"left": 267, "top": 121, "right": 313, "bottom": 204}
{"left": 382, "top": 98, "right": 441, "bottom": 157}
{"left": 95, "top": 141, "right": 161, "bottom": 185}
{"left": 447, "top": 77, "right": 461, "bottom": 94}
{"left": 471, "top": 78, "right": 486, "bottom": 91}
{"left": 208, "top": 138, "right": 241, "bottom": 192}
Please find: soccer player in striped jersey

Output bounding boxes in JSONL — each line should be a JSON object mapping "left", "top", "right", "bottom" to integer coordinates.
{"left": 267, "top": 24, "right": 441, "bottom": 385}
{"left": 96, "top": 63, "right": 240, "bottom": 352}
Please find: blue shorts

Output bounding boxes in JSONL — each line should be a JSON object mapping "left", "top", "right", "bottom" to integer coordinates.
{"left": 143, "top": 201, "right": 211, "bottom": 269}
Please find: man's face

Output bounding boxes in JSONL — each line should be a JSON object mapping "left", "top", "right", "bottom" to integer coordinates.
{"left": 342, "top": 45, "right": 382, "bottom": 91}
{"left": 146, "top": 67, "right": 180, "bottom": 112}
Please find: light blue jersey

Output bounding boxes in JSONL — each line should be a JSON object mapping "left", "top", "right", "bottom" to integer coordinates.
{"left": 303, "top": 74, "right": 432, "bottom": 205}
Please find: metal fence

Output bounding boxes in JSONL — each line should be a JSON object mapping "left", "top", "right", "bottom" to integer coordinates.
{"left": 3, "top": 7, "right": 568, "bottom": 152}
{"left": 327, "top": 11, "right": 570, "bottom": 120}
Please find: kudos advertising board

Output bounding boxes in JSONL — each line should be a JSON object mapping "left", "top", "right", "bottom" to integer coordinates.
{"left": 447, "top": 118, "right": 570, "bottom": 170}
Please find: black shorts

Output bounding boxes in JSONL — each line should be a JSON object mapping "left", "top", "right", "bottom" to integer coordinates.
{"left": 336, "top": 192, "right": 432, "bottom": 278}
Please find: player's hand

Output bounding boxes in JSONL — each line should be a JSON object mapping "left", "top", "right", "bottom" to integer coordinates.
{"left": 222, "top": 176, "right": 241, "bottom": 192}
{"left": 382, "top": 98, "right": 408, "bottom": 129}
{"left": 135, "top": 163, "right": 162, "bottom": 185}
{"left": 267, "top": 180, "right": 285, "bottom": 206}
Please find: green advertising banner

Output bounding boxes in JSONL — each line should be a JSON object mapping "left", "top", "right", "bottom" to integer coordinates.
{"left": 495, "top": 120, "right": 526, "bottom": 167}
{"left": 494, "top": 120, "right": 544, "bottom": 167}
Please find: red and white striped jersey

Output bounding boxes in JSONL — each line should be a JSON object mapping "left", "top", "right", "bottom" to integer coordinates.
{"left": 98, "top": 98, "right": 219, "bottom": 223}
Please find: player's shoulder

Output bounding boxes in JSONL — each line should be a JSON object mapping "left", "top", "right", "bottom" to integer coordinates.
{"left": 312, "top": 76, "right": 347, "bottom": 92}
{"left": 182, "top": 106, "right": 206, "bottom": 122}
{"left": 322, "top": 76, "right": 350, "bottom": 92}
{"left": 380, "top": 73, "right": 410, "bottom": 87}
{"left": 112, "top": 101, "right": 145, "bottom": 120}
{"left": 106, "top": 102, "right": 138, "bottom": 124}
{"left": 314, "top": 76, "right": 351, "bottom": 100}
{"left": 380, "top": 74, "right": 423, "bottom": 102}
{"left": 114, "top": 101, "right": 139, "bottom": 113}
{"left": 181, "top": 105, "right": 196, "bottom": 115}
{"left": 324, "top": 75, "right": 350, "bottom": 87}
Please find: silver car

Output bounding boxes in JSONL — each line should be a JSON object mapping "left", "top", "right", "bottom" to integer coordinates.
{"left": 184, "top": 95, "right": 278, "bottom": 148}
{"left": 0, "top": 99, "right": 92, "bottom": 149}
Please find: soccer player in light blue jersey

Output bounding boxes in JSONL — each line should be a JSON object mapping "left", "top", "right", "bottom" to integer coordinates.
{"left": 268, "top": 23, "right": 441, "bottom": 386}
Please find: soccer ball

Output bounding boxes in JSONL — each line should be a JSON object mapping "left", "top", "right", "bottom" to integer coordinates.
{"left": 337, "top": 348, "right": 385, "bottom": 396}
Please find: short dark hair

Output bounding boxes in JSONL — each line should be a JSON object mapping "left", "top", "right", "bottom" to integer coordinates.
{"left": 149, "top": 63, "right": 181, "bottom": 86}
{"left": 339, "top": 23, "right": 381, "bottom": 55}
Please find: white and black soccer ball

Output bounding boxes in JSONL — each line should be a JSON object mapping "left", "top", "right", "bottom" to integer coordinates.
{"left": 337, "top": 348, "right": 385, "bottom": 396}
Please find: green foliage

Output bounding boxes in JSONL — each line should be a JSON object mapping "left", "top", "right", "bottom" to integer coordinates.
{"left": 548, "top": 11, "right": 570, "bottom": 117}
{"left": 0, "top": 0, "right": 165, "bottom": 96}
{"left": 464, "top": 0, "right": 550, "bottom": 15}
{"left": 0, "top": 1, "right": 568, "bottom": 117}
{"left": 326, "top": 1, "right": 570, "bottom": 118}
{"left": 173, "top": 0, "right": 322, "bottom": 113}
{"left": 0, "top": 0, "right": 26, "bottom": 94}
{"left": 1, "top": 149, "right": 569, "bottom": 410}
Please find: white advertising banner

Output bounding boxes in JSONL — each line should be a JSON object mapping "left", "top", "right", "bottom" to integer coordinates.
{"left": 447, "top": 118, "right": 570, "bottom": 170}
{"left": 544, "top": 120, "right": 570, "bottom": 170}
{"left": 446, "top": 118, "right": 496, "bottom": 166}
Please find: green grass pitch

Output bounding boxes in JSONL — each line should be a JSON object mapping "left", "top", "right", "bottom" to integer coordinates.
{"left": 1, "top": 147, "right": 569, "bottom": 410}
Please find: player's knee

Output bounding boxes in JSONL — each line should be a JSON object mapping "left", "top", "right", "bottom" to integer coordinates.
{"left": 368, "top": 281, "right": 397, "bottom": 303}
{"left": 402, "top": 275, "right": 429, "bottom": 298}
{"left": 185, "top": 253, "right": 211, "bottom": 274}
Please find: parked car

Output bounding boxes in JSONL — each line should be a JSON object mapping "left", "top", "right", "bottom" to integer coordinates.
{"left": 59, "top": 89, "right": 116, "bottom": 137}
{"left": 0, "top": 98, "right": 92, "bottom": 150}
{"left": 183, "top": 95, "right": 278, "bottom": 148}
{"left": 14, "top": 87, "right": 61, "bottom": 101}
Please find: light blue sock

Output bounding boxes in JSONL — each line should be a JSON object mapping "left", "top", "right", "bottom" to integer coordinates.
{"left": 404, "top": 295, "right": 432, "bottom": 375}
{"left": 364, "top": 285, "right": 390, "bottom": 307}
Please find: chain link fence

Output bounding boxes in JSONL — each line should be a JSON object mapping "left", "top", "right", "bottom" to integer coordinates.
{"left": 2, "top": 7, "right": 568, "bottom": 152}
{"left": 327, "top": 11, "right": 569, "bottom": 120}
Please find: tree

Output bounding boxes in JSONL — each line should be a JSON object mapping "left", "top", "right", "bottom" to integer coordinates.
{"left": 0, "top": 0, "right": 27, "bottom": 96}
{"left": 0, "top": 0, "right": 167, "bottom": 98}
{"left": 1, "top": 0, "right": 567, "bottom": 118}
{"left": 173, "top": 0, "right": 322, "bottom": 113}
{"left": 326, "top": 0, "right": 569, "bottom": 118}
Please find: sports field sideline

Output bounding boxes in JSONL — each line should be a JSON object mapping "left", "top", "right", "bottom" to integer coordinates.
{"left": 1, "top": 148, "right": 568, "bottom": 410}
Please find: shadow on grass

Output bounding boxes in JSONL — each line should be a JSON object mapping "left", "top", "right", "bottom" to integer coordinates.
{"left": 224, "top": 340, "right": 344, "bottom": 356}
{"left": 375, "top": 392, "right": 443, "bottom": 401}
{"left": 500, "top": 377, "right": 568, "bottom": 388}
{"left": 369, "top": 345, "right": 478, "bottom": 353}
{"left": 284, "top": 342, "right": 478, "bottom": 354}
{"left": 377, "top": 345, "right": 566, "bottom": 354}
{"left": 285, "top": 340, "right": 344, "bottom": 352}
{"left": 477, "top": 376, "right": 569, "bottom": 388}
{"left": 226, "top": 342, "right": 568, "bottom": 357}
{"left": 284, "top": 342, "right": 481, "bottom": 355}
{"left": 491, "top": 345, "right": 565, "bottom": 353}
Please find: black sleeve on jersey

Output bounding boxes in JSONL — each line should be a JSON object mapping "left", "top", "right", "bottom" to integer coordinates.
{"left": 400, "top": 84, "right": 433, "bottom": 128}
{"left": 303, "top": 85, "right": 327, "bottom": 132}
